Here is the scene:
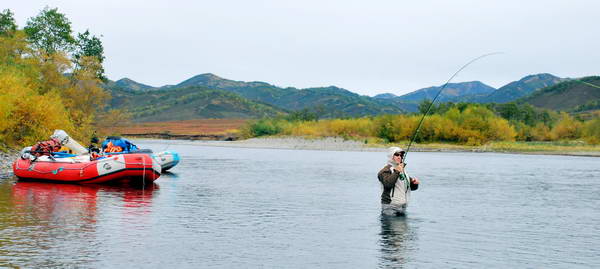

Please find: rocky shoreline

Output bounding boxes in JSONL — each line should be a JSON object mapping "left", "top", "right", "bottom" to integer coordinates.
{"left": 193, "top": 137, "right": 600, "bottom": 157}
{"left": 193, "top": 137, "right": 467, "bottom": 153}
{"left": 0, "top": 150, "right": 18, "bottom": 177}
{"left": 195, "top": 137, "right": 386, "bottom": 151}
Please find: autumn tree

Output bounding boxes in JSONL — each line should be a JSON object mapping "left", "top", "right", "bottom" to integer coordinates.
{"left": 0, "top": 9, "right": 17, "bottom": 37}
{"left": 0, "top": 32, "right": 76, "bottom": 147}
{"left": 73, "top": 30, "right": 106, "bottom": 80}
{"left": 550, "top": 112, "right": 582, "bottom": 140}
{"left": 24, "top": 7, "right": 75, "bottom": 56}
{"left": 0, "top": 7, "right": 117, "bottom": 148}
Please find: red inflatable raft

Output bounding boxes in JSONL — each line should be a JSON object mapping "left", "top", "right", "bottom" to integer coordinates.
{"left": 13, "top": 154, "right": 161, "bottom": 184}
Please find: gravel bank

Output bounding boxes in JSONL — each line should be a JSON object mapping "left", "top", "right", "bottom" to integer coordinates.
{"left": 0, "top": 150, "right": 18, "bottom": 177}
{"left": 192, "top": 137, "right": 600, "bottom": 157}
{"left": 196, "top": 137, "right": 388, "bottom": 152}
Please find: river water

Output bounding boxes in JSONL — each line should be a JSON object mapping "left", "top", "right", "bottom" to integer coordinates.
{"left": 0, "top": 140, "right": 598, "bottom": 268}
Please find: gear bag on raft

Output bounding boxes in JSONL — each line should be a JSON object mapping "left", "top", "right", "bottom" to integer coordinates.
{"left": 101, "top": 136, "right": 139, "bottom": 153}
{"left": 30, "top": 138, "right": 62, "bottom": 157}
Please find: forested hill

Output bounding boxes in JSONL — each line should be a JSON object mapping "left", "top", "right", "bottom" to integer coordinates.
{"left": 105, "top": 78, "right": 156, "bottom": 91}
{"left": 519, "top": 76, "right": 600, "bottom": 111}
{"left": 105, "top": 73, "right": 598, "bottom": 121}
{"left": 162, "top": 73, "right": 407, "bottom": 116}
{"left": 374, "top": 73, "right": 565, "bottom": 105}
{"left": 106, "top": 73, "right": 512, "bottom": 119}
{"left": 105, "top": 73, "right": 408, "bottom": 120}
{"left": 108, "top": 85, "right": 286, "bottom": 121}
{"left": 395, "top": 81, "right": 496, "bottom": 103}
{"left": 475, "top": 73, "right": 564, "bottom": 103}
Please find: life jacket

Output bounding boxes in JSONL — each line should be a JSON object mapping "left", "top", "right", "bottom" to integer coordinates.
{"left": 101, "top": 136, "right": 138, "bottom": 153}
{"left": 30, "top": 138, "right": 62, "bottom": 157}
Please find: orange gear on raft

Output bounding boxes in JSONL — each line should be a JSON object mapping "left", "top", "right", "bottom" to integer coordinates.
{"left": 104, "top": 142, "right": 123, "bottom": 153}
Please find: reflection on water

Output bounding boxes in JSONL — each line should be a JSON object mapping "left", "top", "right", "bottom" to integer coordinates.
{"left": 0, "top": 180, "right": 158, "bottom": 268}
{"left": 12, "top": 181, "right": 159, "bottom": 212}
{"left": 379, "top": 215, "right": 417, "bottom": 267}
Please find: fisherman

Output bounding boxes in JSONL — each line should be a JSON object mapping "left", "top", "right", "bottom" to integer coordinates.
{"left": 378, "top": 147, "right": 420, "bottom": 216}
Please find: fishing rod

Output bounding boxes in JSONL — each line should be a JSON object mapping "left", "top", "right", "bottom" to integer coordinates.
{"left": 403, "top": 52, "right": 502, "bottom": 161}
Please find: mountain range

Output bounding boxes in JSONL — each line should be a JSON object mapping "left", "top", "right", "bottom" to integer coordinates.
{"left": 104, "top": 72, "right": 599, "bottom": 122}
{"left": 394, "top": 81, "right": 497, "bottom": 103}
{"left": 473, "top": 73, "right": 565, "bottom": 103}
{"left": 520, "top": 76, "right": 600, "bottom": 111}
{"left": 108, "top": 85, "right": 286, "bottom": 121}
{"left": 105, "top": 74, "right": 407, "bottom": 120}
{"left": 372, "top": 73, "right": 564, "bottom": 105}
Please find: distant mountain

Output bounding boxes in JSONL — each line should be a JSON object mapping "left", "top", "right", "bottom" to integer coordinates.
{"left": 389, "top": 74, "right": 563, "bottom": 104}
{"left": 170, "top": 73, "right": 288, "bottom": 104}
{"left": 519, "top": 76, "right": 600, "bottom": 111}
{"left": 476, "top": 73, "right": 563, "bottom": 103}
{"left": 107, "top": 78, "right": 157, "bottom": 91}
{"left": 371, "top": 97, "right": 420, "bottom": 113}
{"left": 152, "top": 73, "right": 407, "bottom": 117}
{"left": 373, "top": 93, "right": 398, "bottom": 99}
{"left": 108, "top": 85, "right": 285, "bottom": 122}
{"left": 396, "top": 81, "right": 496, "bottom": 103}
{"left": 104, "top": 74, "right": 408, "bottom": 120}
{"left": 104, "top": 72, "right": 579, "bottom": 121}
{"left": 269, "top": 86, "right": 405, "bottom": 116}
{"left": 176, "top": 73, "right": 272, "bottom": 90}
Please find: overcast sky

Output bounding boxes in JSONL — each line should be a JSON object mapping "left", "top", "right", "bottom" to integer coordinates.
{"left": 7, "top": 0, "right": 600, "bottom": 96}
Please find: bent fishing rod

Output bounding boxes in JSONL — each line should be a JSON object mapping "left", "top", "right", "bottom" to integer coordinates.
{"left": 402, "top": 52, "right": 502, "bottom": 162}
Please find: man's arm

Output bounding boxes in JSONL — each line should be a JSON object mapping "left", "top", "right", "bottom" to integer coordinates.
{"left": 378, "top": 167, "right": 400, "bottom": 188}
{"left": 409, "top": 177, "right": 420, "bottom": 191}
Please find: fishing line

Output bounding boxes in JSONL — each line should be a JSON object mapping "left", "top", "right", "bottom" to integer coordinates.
{"left": 403, "top": 52, "right": 503, "bottom": 161}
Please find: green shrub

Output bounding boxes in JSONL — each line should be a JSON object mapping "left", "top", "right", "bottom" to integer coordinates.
{"left": 248, "top": 119, "right": 283, "bottom": 137}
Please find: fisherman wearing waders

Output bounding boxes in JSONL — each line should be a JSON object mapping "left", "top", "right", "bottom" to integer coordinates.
{"left": 378, "top": 147, "right": 420, "bottom": 216}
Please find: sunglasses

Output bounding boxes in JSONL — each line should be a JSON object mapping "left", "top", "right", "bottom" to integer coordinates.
{"left": 394, "top": 152, "right": 405, "bottom": 157}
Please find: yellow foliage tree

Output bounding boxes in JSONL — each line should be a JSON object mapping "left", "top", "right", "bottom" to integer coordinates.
{"left": 63, "top": 56, "right": 110, "bottom": 140}
{"left": 0, "top": 30, "right": 111, "bottom": 149}
{"left": 0, "top": 70, "right": 74, "bottom": 146}
{"left": 582, "top": 116, "right": 600, "bottom": 144}
{"left": 323, "top": 118, "right": 376, "bottom": 138}
{"left": 530, "top": 123, "right": 552, "bottom": 141}
{"left": 550, "top": 112, "right": 582, "bottom": 140}
{"left": 441, "top": 106, "right": 516, "bottom": 145}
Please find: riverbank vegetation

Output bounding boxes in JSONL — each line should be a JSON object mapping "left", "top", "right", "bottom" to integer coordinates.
{"left": 0, "top": 8, "right": 127, "bottom": 150}
{"left": 242, "top": 103, "right": 600, "bottom": 150}
{"left": 104, "top": 119, "right": 246, "bottom": 138}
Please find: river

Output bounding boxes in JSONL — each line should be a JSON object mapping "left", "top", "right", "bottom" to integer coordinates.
{"left": 0, "top": 139, "right": 598, "bottom": 268}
